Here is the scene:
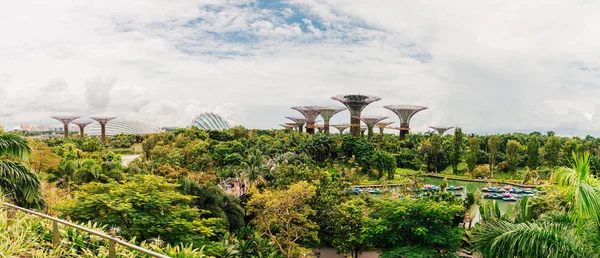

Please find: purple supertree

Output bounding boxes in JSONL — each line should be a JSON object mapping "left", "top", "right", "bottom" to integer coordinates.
{"left": 51, "top": 116, "right": 80, "bottom": 138}
{"left": 376, "top": 121, "right": 395, "bottom": 135}
{"left": 332, "top": 124, "right": 350, "bottom": 134}
{"left": 429, "top": 126, "right": 455, "bottom": 136}
{"left": 384, "top": 105, "right": 428, "bottom": 139}
{"left": 90, "top": 117, "right": 116, "bottom": 143}
{"left": 331, "top": 94, "right": 381, "bottom": 137}
{"left": 286, "top": 117, "right": 306, "bottom": 133}
{"left": 72, "top": 121, "right": 93, "bottom": 138}
{"left": 291, "top": 106, "right": 322, "bottom": 134}
{"left": 315, "top": 106, "right": 346, "bottom": 134}
{"left": 354, "top": 116, "right": 388, "bottom": 140}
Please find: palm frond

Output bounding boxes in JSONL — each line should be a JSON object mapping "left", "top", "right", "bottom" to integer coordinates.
{"left": 0, "top": 160, "right": 41, "bottom": 205}
{"left": 0, "top": 134, "right": 30, "bottom": 159}
{"left": 472, "top": 220, "right": 588, "bottom": 258}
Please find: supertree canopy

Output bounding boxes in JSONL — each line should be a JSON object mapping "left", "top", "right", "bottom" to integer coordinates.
{"left": 72, "top": 121, "right": 93, "bottom": 138}
{"left": 286, "top": 117, "right": 306, "bottom": 133}
{"left": 280, "top": 124, "right": 297, "bottom": 131}
{"left": 52, "top": 116, "right": 79, "bottom": 138}
{"left": 376, "top": 121, "right": 395, "bottom": 135}
{"left": 332, "top": 94, "right": 381, "bottom": 137}
{"left": 90, "top": 117, "right": 116, "bottom": 143}
{"left": 332, "top": 124, "right": 350, "bottom": 134}
{"left": 315, "top": 106, "right": 346, "bottom": 134}
{"left": 429, "top": 126, "right": 455, "bottom": 136}
{"left": 354, "top": 116, "right": 388, "bottom": 140}
{"left": 291, "top": 106, "right": 322, "bottom": 134}
{"left": 384, "top": 105, "right": 428, "bottom": 139}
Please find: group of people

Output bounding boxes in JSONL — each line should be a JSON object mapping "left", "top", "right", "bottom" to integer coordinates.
{"left": 221, "top": 178, "right": 249, "bottom": 197}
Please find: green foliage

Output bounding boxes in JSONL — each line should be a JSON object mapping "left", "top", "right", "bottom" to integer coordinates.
{"left": 247, "top": 181, "right": 319, "bottom": 258}
{"left": 527, "top": 134, "right": 540, "bottom": 168}
{"left": 545, "top": 136, "right": 562, "bottom": 167}
{"left": 450, "top": 127, "right": 463, "bottom": 173}
{"left": 0, "top": 133, "right": 42, "bottom": 207}
{"left": 367, "top": 198, "right": 464, "bottom": 254}
{"left": 55, "top": 174, "right": 224, "bottom": 246}
{"left": 368, "top": 150, "right": 397, "bottom": 179}
{"left": 488, "top": 135, "right": 499, "bottom": 176}
{"left": 466, "top": 137, "right": 479, "bottom": 172}
{"left": 300, "top": 133, "right": 337, "bottom": 163}
{"left": 506, "top": 140, "right": 521, "bottom": 173}
{"left": 331, "top": 199, "right": 371, "bottom": 258}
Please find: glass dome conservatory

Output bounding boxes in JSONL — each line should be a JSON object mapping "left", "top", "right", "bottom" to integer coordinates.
{"left": 189, "top": 112, "right": 231, "bottom": 130}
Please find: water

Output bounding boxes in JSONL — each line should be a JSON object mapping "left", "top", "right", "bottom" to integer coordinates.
{"left": 386, "top": 177, "right": 517, "bottom": 223}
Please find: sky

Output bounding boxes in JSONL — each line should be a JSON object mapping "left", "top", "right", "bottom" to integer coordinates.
{"left": 1, "top": 0, "right": 600, "bottom": 135}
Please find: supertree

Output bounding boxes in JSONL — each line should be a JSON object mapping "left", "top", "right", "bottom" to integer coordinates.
{"left": 51, "top": 116, "right": 79, "bottom": 138}
{"left": 90, "top": 117, "right": 116, "bottom": 143}
{"left": 316, "top": 124, "right": 324, "bottom": 133}
{"left": 315, "top": 106, "right": 346, "bottom": 134}
{"left": 291, "top": 106, "right": 322, "bottom": 134}
{"left": 280, "top": 124, "right": 297, "bottom": 132}
{"left": 354, "top": 116, "right": 388, "bottom": 140}
{"left": 286, "top": 117, "right": 306, "bottom": 133}
{"left": 331, "top": 94, "right": 381, "bottom": 137}
{"left": 332, "top": 124, "right": 350, "bottom": 134}
{"left": 360, "top": 126, "right": 368, "bottom": 137}
{"left": 72, "top": 121, "right": 93, "bottom": 138}
{"left": 376, "top": 121, "right": 395, "bottom": 135}
{"left": 429, "top": 126, "right": 455, "bottom": 136}
{"left": 384, "top": 105, "right": 428, "bottom": 139}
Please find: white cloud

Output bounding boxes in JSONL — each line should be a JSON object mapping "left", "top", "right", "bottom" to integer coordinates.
{"left": 1, "top": 0, "right": 600, "bottom": 136}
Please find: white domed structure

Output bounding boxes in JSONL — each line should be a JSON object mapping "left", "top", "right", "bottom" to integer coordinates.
{"left": 87, "top": 119, "right": 162, "bottom": 136}
{"left": 189, "top": 112, "right": 231, "bottom": 130}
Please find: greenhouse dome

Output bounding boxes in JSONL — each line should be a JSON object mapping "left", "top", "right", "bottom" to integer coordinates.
{"left": 189, "top": 112, "right": 231, "bottom": 130}
{"left": 87, "top": 119, "right": 163, "bottom": 136}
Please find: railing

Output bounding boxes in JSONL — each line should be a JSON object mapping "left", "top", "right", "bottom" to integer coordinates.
{"left": 1, "top": 202, "right": 170, "bottom": 258}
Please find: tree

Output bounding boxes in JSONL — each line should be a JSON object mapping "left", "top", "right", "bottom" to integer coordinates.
{"left": 369, "top": 150, "right": 397, "bottom": 179}
{"left": 466, "top": 137, "right": 479, "bottom": 172}
{"left": 428, "top": 134, "right": 443, "bottom": 172}
{"left": 56, "top": 174, "right": 223, "bottom": 246}
{"left": 247, "top": 181, "right": 319, "bottom": 258}
{"left": 450, "top": 127, "right": 463, "bottom": 173}
{"left": 545, "top": 136, "right": 562, "bottom": 167}
{"left": 331, "top": 199, "right": 371, "bottom": 258}
{"left": 526, "top": 135, "right": 540, "bottom": 169}
{"left": 28, "top": 141, "right": 60, "bottom": 173}
{"left": 506, "top": 140, "right": 521, "bottom": 173}
{"left": 0, "top": 133, "right": 41, "bottom": 207}
{"left": 488, "top": 135, "right": 499, "bottom": 177}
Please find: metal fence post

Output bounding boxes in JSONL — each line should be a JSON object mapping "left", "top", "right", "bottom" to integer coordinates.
{"left": 52, "top": 220, "right": 60, "bottom": 246}
{"left": 109, "top": 240, "right": 116, "bottom": 258}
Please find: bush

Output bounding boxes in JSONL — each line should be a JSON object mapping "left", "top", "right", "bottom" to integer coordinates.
{"left": 472, "top": 165, "right": 491, "bottom": 178}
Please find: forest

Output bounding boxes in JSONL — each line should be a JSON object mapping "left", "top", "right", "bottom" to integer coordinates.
{"left": 2, "top": 127, "right": 600, "bottom": 257}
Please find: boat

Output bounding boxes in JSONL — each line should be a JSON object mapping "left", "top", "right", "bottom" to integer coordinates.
{"left": 367, "top": 189, "right": 382, "bottom": 194}
{"left": 447, "top": 185, "right": 464, "bottom": 191}
{"left": 353, "top": 187, "right": 362, "bottom": 194}
{"left": 502, "top": 192, "right": 512, "bottom": 198}
{"left": 454, "top": 193, "right": 462, "bottom": 197}
{"left": 502, "top": 197, "right": 517, "bottom": 202}
{"left": 423, "top": 184, "right": 440, "bottom": 191}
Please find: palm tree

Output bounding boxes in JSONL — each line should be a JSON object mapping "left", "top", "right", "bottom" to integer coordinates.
{"left": 0, "top": 133, "right": 41, "bottom": 207}
{"left": 554, "top": 152, "right": 600, "bottom": 228}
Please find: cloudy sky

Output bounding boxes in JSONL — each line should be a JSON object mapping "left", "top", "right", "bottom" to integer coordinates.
{"left": 1, "top": 0, "right": 600, "bottom": 135}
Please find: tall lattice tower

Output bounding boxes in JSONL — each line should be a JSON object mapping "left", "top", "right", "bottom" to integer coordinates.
{"left": 331, "top": 94, "right": 381, "bottom": 136}
{"left": 286, "top": 117, "right": 306, "bottom": 133}
{"left": 429, "top": 126, "right": 455, "bottom": 136}
{"left": 384, "top": 105, "right": 428, "bottom": 139}
{"left": 332, "top": 124, "right": 350, "bottom": 134}
{"left": 51, "top": 116, "right": 79, "bottom": 138}
{"left": 291, "top": 106, "right": 322, "bottom": 134}
{"left": 72, "top": 121, "right": 93, "bottom": 138}
{"left": 355, "top": 116, "right": 388, "bottom": 140}
{"left": 376, "top": 121, "right": 394, "bottom": 135}
{"left": 315, "top": 106, "right": 346, "bottom": 134}
{"left": 90, "top": 117, "right": 116, "bottom": 143}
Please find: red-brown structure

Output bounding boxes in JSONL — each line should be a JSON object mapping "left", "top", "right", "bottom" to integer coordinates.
{"left": 72, "top": 121, "right": 93, "bottom": 138}
{"left": 286, "top": 117, "right": 306, "bottom": 133}
{"left": 90, "top": 117, "right": 116, "bottom": 143}
{"left": 354, "top": 116, "right": 388, "bottom": 140}
{"left": 332, "top": 124, "right": 350, "bottom": 134}
{"left": 315, "top": 106, "right": 346, "bottom": 134}
{"left": 429, "top": 126, "right": 455, "bottom": 136}
{"left": 332, "top": 94, "right": 381, "bottom": 137}
{"left": 376, "top": 121, "right": 395, "bottom": 135}
{"left": 291, "top": 106, "right": 322, "bottom": 134}
{"left": 51, "top": 116, "right": 79, "bottom": 138}
{"left": 384, "top": 105, "right": 428, "bottom": 139}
